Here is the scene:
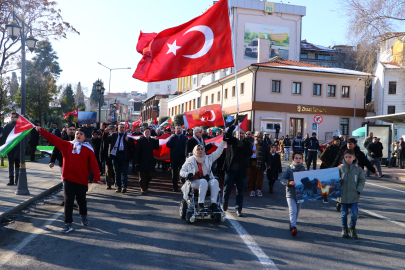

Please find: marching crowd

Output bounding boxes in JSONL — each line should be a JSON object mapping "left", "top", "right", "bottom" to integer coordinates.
{"left": 0, "top": 114, "right": 390, "bottom": 238}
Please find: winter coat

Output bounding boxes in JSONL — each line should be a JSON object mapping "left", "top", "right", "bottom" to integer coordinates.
{"left": 222, "top": 136, "right": 253, "bottom": 173}
{"left": 306, "top": 137, "right": 319, "bottom": 151}
{"left": 48, "top": 128, "right": 61, "bottom": 138}
{"left": 398, "top": 142, "right": 405, "bottom": 159}
{"left": 367, "top": 142, "right": 383, "bottom": 159}
{"left": 166, "top": 134, "right": 188, "bottom": 159}
{"left": 320, "top": 143, "right": 341, "bottom": 169}
{"left": 292, "top": 136, "right": 304, "bottom": 152}
{"left": 91, "top": 137, "right": 101, "bottom": 162}
{"left": 338, "top": 159, "right": 366, "bottom": 204}
{"left": 283, "top": 138, "right": 291, "bottom": 148}
{"left": 134, "top": 136, "right": 159, "bottom": 172}
{"left": 100, "top": 132, "right": 111, "bottom": 163}
{"left": 263, "top": 137, "right": 272, "bottom": 146}
{"left": 304, "top": 137, "right": 310, "bottom": 149}
{"left": 280, "top": 163, "right": 306, "bottom": 199}
{"left": 107, "top": 132, "right": 135, "bottom": 161}
{"left": 185, "top": 136, "right": 213, "bottom": 157}
{"left": 332, "top": 145, "right": 376, "bottom": 174}
{"left": 251, "top": 141, "right": 271, "bottom": 171}
{"left": 29, "top": 128, "right": 40, "bottom": 146}
{"left": 268, "top": 152, "right": 282, "bottom": 173}
{"left": 363, "top": 137, "right": 373, "bottom": 149}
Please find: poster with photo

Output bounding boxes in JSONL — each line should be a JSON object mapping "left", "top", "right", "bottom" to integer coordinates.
{"left": 244, "top": 23, "right": 290, "bottom": 60}
{"left": 293, "top": 168, "right": 341, "bottom": 204}
{"left": 78, "top": 112, "right": 97, "bottom": 124}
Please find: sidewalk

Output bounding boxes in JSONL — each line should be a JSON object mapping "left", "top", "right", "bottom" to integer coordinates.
{"left": 0, "top": 158, "right": 62, "bottom": 222}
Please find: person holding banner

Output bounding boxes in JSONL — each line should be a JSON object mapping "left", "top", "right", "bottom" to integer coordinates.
{"left": 280, "top": 152, "right": 306, "bottom": 236}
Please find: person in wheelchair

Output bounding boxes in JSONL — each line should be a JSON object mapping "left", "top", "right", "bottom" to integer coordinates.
{"left": 180, "top": 140, "right": 226, "bottom": 213}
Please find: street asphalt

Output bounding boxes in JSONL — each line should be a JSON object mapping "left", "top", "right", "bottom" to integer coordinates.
{"left": 0, "top": 162, "right": 404, "bottom": 270}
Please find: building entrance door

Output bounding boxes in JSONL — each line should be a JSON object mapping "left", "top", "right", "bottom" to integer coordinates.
{"left": 290, "top": 118, "right": 304, "bottom": 138}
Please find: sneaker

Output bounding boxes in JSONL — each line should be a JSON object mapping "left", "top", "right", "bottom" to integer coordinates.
{"left": 61, "top": 223, "right": 73, "bottom": 233}
{"left": 121, "top": 188, "right": 127, "bottom": 194}
{"left": 342, "top": 228, "right": 349, "bottom": 238}
{"left": 250, "top": 191, "right": 256, "bottom": 197}
{"left": 256, "top": 190, "right": 263, "bottom": 197}
{"left": 116, "top": 187, "right": 121, "bottom": 193}
{"left": 291, "top": 226, "right": 297, "bottom": 236}
{"left": 236, "top": 206, "right": 244, "bottom": 217}
{"left": 336, "top": 202, "right": 341, "bottom": 212}
{"left": 197, "top": 203, "right": 205, "bottom": 212}
{"left": 350, "top": 227, "right": 358, "bottom": 239}
{"left": 323, "top": 197, "right": 329, "bottom": 203}
{"left": 81, "top": 215, "right": 89, "bottom": 226}
{"left": 211, "top": 203, "right": 220, "bottom": 212}
{"left": 106, "top": 186, "right": 112, "bottom": 190}
{"left": 379, "top": 174, "right": 384, "bottom": 178}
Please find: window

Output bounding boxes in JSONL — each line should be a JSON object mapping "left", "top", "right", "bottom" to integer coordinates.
{"left": 211, "top": 93, "right": 214, "bottom": 104}
{"left": 293, "top": 82, "right": 301, "bottom": 94}
{"left": 266, "top": 123, "right": 274, "bottom": 130}
{"left": 232, "top": 86, "right": 235, "bottom": 97}
{"left": 389, "top": 81, "right": 397, "bottom": 94}
{"left": 388, "top": 106, "right": 396, "bottom": 114}
{"left": 300, "top": 53, "right": 308, "bottom": 59}
{"left": 341, "top": 86, "right": 350, "bottom": 98}
{"left": 328, "top": 85, "right": 336, "bottom": 97}
{"left": 313, "top": 84, "right": 322, "bottom": 96}
{"left": 225, "top": 88, "right": 228, "bottom": 99}
{"left": 340, "top": 118, "right": 349, "bottom": 135}
{"left": 272, "top": 80, "right": 281, "bottom": 93}
{"left": 217, "top": 91, "right": 220, "bottom": 102}
{"left": 316, "top": 54, "right": 332, "bottom": 60}
{"left": 205, "top": 96, "right": 208, "bottom": 105}
{"left": 240, "top": 83, "right": 244, "bottom": 95}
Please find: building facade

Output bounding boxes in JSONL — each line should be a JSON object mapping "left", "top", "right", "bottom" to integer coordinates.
{"left": 141, "top": 95, "right": 169, "bottom": 123}
{"left": 146, "top": 79, "right": 177, "bottom": 99}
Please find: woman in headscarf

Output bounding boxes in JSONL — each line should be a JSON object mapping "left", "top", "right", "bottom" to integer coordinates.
{"left": 180, "top": 140, "right": 226, "bottom": 212}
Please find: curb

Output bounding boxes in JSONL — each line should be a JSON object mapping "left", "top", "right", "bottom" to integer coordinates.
{"left": 0, "top": 182, "right": 63, "bottom": 223}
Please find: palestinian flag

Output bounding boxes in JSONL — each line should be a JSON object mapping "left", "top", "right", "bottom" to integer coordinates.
{"left": 225, "top": 114, "right": 248, "bottom": 132}
{"left": 0, "top": 114, "right": 35, "bottom": 157}
{"left": 160, "top": 117, "right": 172, "bottom": 128}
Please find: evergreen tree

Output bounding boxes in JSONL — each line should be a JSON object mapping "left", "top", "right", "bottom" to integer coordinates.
{"left": 75, "top": 82, "right": 85, "bottom": 108}
{"left": 10, "top": 72, "right": 18, "bottom": 97}
{"left": 90, "top": 80, "right": 104, "bottom": 108}
{"left": 61, "top": 84, "right": 75, "bottom": 113}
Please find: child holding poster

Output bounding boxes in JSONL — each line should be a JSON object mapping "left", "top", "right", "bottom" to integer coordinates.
{"left": 280, "top": 152, "right": 306, "bottom": 236}
{"left": 338, "top": 149, "right": 366, "bottom": 240}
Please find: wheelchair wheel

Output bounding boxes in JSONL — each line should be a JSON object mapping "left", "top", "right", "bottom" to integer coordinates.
{"left": 186, "top": 211, "right": 193, "bottom": 224}
{"left": 179, "top": 199, "right": 187, "bottom": 219}
{"left": 213, "top": 213, "right": 221, "bottom": 223}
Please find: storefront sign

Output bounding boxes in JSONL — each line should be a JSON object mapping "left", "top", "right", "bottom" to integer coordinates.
{"left": 297, "top": 105, "right": 326, "bottom": 113}
{"left": 265, "top": 2, "right": 274, "bottom": 12}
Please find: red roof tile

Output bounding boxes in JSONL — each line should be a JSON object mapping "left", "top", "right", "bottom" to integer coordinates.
{"left": 381, "top": 62, "right": 402, "bottom": 68}
{"left": 253, "top": 59, "right": 328, "bottom": 68}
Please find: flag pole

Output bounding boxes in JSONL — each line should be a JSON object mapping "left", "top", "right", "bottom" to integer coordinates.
{"left": 228, "top": 0, "right": 240, "bottom": 139}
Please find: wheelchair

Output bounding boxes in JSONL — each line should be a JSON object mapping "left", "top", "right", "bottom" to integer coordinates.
{"left": 179, "top": 177, "right": 226, "bottom": 224}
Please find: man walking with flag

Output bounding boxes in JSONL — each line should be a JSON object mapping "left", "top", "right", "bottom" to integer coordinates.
{"left": 167, "top": 125, "right": 188, "bottom": 192}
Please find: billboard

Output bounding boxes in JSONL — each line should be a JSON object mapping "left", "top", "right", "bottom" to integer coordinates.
{"left": 244, "top": 23, "right": 290, "bottom": 60}
{"left": 133, "top": 102, "right": 142, "bottom": 111}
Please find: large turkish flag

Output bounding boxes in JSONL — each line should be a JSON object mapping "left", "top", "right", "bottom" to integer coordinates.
{"left": 133, "top": 0, "right": 233, "bottom": 82}
{"left": 184, "top": 104, "right": 225, "bottom": 129}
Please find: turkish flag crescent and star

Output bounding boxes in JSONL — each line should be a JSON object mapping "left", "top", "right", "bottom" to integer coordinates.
{"left": 133, "top": 0, "right": 233, "bottom": 82}
{"left": 63, "top": 109, "right": 78, "bottom": 119}
{"left": 184, "top": 104, "right": 225, "bottom": 129}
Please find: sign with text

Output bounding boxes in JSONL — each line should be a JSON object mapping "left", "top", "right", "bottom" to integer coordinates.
{"left": 264, "top": 2, "right": 275, "bottom": 12}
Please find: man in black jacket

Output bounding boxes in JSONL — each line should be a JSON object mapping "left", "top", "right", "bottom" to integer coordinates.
{"left": 106, "top": 124, "right": 135, "bottom": 193}
{"left": 29, "top": 120, "right": 41, "bottom": 162}
{"left": 48, "top": 123, "right": 61, "bottom": 138}
{"left": 222, "top": 126, "right": 253, "bottom": 217}
{"left": 185, "top": 127, "right": 212, "bottom": 156}
{"left": 305, "top": 132, "right": 319, "bottom": 170}
{"left": 267, "top": 144, "right": 282, "bottom": 194}
{"left": 100, "top": 126, "right": 115, "bottom": 189}
{"left": 367, "top": 137, "right": 383, "bottom": 177}
{"left": 134, "top": 128, "right": 159, "bottom": 195}
{"left": 166, "top": 125, "right": 188, "bottom": 192}
{"left": 320, "top": 136, "right": 341, "bottom": 169}
{"left": 283, "top": 135, "right": 292, "bottom": 161}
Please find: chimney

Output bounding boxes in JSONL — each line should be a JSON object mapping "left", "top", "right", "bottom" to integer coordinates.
{"left": 258, "top": 38, "right": 270, "bottom": 63}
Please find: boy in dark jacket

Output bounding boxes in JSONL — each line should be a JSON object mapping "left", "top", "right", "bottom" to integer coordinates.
{"left": 267, "top": 144, "right": 282, "bottom": 194}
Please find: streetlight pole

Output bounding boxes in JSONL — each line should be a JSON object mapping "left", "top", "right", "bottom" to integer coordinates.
{"left": 97, "top": 63, "right": 131, "bottom": 94}
{"left": 96, "top": 79, "right": 104, "bottom": 124}
{"left": 113, "top": 99, "right": 117, "bottom": 124}
{"left": 353, "top": 78, "right": 362, "bottom": 133}
{"left": 6, "top": 11, "right": 38, "bottom": 195}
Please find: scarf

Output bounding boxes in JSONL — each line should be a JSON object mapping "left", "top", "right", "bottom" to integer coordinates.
{"left": 192, "top": 144, "right": 209, "bottom": 178}
{"left": 70, "top": 141, "right": 94, "bottom": 154}
{"left": 193, "top": 135, "right": 205, "bottom": 149}
{"left": 111, "top": 132, "right": 125, "bottom": 156}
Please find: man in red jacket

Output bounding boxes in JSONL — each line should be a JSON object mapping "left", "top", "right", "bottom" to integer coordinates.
{"left": 37, "top": 126, "right": 102, "bottom": 233}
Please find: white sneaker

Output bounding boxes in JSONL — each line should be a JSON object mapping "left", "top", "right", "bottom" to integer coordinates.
{"left": 256, "top": 190, "right": 263, "bottom": 197}
{"left": 250, "top": 191, "right": 256, "bottom": 197}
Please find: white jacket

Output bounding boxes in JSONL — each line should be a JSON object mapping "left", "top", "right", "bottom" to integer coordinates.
{"left": 180, "top": 141, "right": 226, "bottom": 199}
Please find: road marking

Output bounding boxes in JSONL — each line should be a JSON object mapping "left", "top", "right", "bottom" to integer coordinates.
{"left": 331, "top": 198, "right": 405, "bottom": 228}
{"left": 367, "top": 182, "right": 405, "bottom": 194}
{"left": 227, "top": 212, "right": 278, "bottom": 270}
{"left": 0, "top": 183, "right": 99, "bottom": 267}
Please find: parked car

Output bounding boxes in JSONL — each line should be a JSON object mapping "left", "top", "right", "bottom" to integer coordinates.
{"left": 319, "top": 140, "right": 333, "bottom": 153}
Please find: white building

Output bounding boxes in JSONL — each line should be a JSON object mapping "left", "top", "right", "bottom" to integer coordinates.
{"left": 146, "top": 79, "right": 177, "bottom": 99}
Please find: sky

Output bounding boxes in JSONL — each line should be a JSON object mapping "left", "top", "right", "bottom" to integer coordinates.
{"left": 43, "top": 0, "right": 347, "bottom": 96}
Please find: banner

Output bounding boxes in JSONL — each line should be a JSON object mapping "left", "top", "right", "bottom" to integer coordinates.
{"left": 293, "top": 168, "right": 341, "bottom": 203}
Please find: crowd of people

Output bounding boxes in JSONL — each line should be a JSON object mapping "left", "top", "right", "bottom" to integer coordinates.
{"left": 0, "top": 114, "right": 392, "bottom": 238}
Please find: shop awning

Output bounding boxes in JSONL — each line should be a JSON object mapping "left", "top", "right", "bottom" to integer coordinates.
{"left": 365, "top": 112, "right": 405, "bottom": 123}
{"left": 352, "top": 127, "right": 365, "bottom": 137}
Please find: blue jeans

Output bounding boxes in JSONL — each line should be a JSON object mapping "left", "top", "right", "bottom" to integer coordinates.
{"left": 367, "top": 158, "right": 382, "bottom": 176}
{"left": 341, "top": 203, "right": 358, "bottom": 229}
{"left": 223, "top": 168, "right": 246, "bottom": 212}
{"left": 284, "top": 148, "right": 291, "bottom": 160}
{"left": 113, "top": 153, "right": 129, "bottom": 188}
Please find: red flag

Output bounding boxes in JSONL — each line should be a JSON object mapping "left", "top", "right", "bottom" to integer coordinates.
{"left": 184, "top": 104, "right": 224, "bottom": 129}
{"left": 63, "top": 109, "right": 78, "bottom": 119}
{"left": 133, "top": 0, "right": 233, "bottom": 82}
{"left": 125, "top": 120, "right": 130, "bottom": 130}
{"left": 153, "top": 115, "right": 158, "bottom": 125}
{"left": 168, "top": 118, "right": 172, "bottom": 125}
{"left": 137, "top": 31, "right": 157, "bottom": 54}
{"left": 132, "top": 117, "right": 142, "bottom": 128}
{"left": 209, "top": 129, "right": 212, "bottom": 136}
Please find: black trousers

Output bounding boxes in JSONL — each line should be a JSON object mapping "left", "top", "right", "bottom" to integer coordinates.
{"left": 306, "top": 151, "right": 318, "bottom": 170}
{"left": 171, "top": 158, "right": 185, "bottom": 189}
{"left": 105, "top": 158, "right": 115, "bottom": 187}
{"left": 267, "top": 169, "right": 279, "bottom": 187}
{"left": 139, "top": 171, "right": 153, "bottom": 192}
{"left": 63, "top": 180, "right": 88, "bottom": 224}
{"left": 30, "top": 143, "right": 38, "bottom": 161}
